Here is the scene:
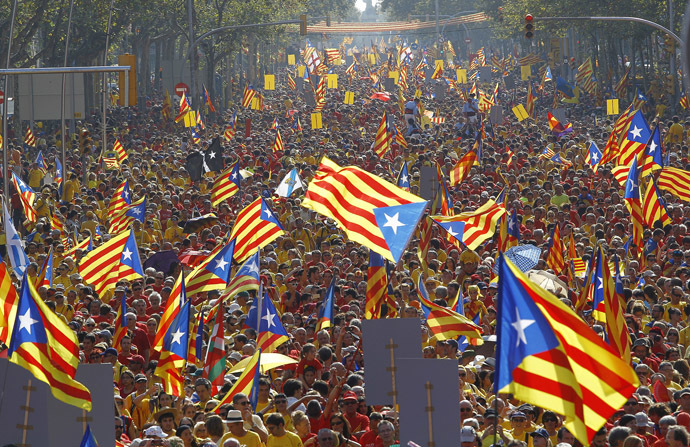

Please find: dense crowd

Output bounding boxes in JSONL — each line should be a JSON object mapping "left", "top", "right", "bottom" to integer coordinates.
{"left": 3, "top": 49, "right": 690, "bottom": 447}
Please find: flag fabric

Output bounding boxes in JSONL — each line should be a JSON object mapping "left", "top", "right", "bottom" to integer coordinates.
{"left": 174, "top": 93, "right": 192, "bottom": 123}
{"left": 585, "top": 142, "right": 603, "bottom": 172}
{"left": 302, "top": 157, "right": 428, "bottom": 263}
{"left": 417, "top": 278, "right": 482, "bottom": 341}
{"left": 632, "top": 88, "right": 648, "bottom": 110}
{"left": 211, "top": 163, "right": 241, "bottom": 206}
{"left": 681, "top": 91, "right": 690, "bottom": 110}
{"left": 109, "top": 196, "right": 146, "bottom": 234}
{"left": 365, "top": 250, "right": 388, "bottom": 319}
{"left": 186, "top": 240, "right": 236, "bottom": 297}
{"left": 212, "top": 349, "right": 261, "bottom": 412}
{"left": 449, "top": 150, "right": 478, "bottom": 186}
{"left": 317, "top": 278, "right": 336, "bottom": 332}
{"left": 3, "top": 202, "right": 30, "bottom": 276}
{"left": 37, "top": 247, "right": 54, "bottom": 289}
{"left": 618, "top": 110, "right": 650, "bottom": 167}
{"left": 228, "top": 198, "right": 285, "bottom": 263}
{"left": 80, "top": 425, "right": 98, "bottom": 447}
{"left": 202, "top": 84, "right": 216, "bottom": 113}
{"left": 108, "top": 180, "right": 131, "bottom": 218}
{"left": 431, "top": 200, "right": 506, "bottom": 250}
{"left": 640, "top": 125, "right": 663, "bottom": 179}
{"left": 8, "top": 274, "right": 92, "bottom": 409}
{"left": 162, "top": 89, "right": 172, "bottom": 120}
{"left": 598, "top": 248, "right": 631, "bottom": 364}
{"left": 24, "top": 127, "right": 36, "bottom": 147}
{"left": 224, "top": 112, "right": 237, "bottom": 141}
{"left": 546, "top": 225, "right": 565, "bottom": 275}
{"left": 396, "top": 162, "right": 410, "bottom": 190}
{"left": 615, "top": 68, "right": 630, "bottom": 98}
{"left": 287, "top": 74, "right": 296, "bottom": 90}
{"left": 0, "top": 258, "right": 19, "bottom": 345}
{"left": 219, "top": 249, "right": 261, "bottom": 305}
{"left": 624, "top": 158, "right": 645, "bottom": 251}
{"left": 112, "top": 292, "right": 127, "bottom": 351}
{"left": 113, "top": 139, "right": 128, "bottom": 164}
{"left": 35, "top": 151, "right": 48, "bottom": 173}
{"left": 65, "top": 235, "right": 92, "bottom": 258}
{"left": 657, "top": 167, "right": 690, "bottom": 202}
{"left": 495, "top": 256, "right": 638, "bottom": 445}
{"left": 643, "top": 179, "right": 672, "bottom": 228}
{"left": 505, "top": 209, "right": 520, "bottom": 249}
{"left": 526, "top": 83, "right": 536, "bottom": 118}
{"left": 242, "top": 83, "right": 256, "bottom": 108}
{"left": 547, "top": 112, "right": 573, "bottom": 138}
{"left": 247, "top": 290, "right": 290, "bottom": 352}
{"left": 12, "top": 172, "right": 38, "bottom": 223}
{"left": 78, "top": 230, "right": 143, "bottom": 296}
{"left": 272, "top": 129, "right": 284, "bottom": 154}
{"left": 152, "top": 273, "right": 186, "bottom": 353}
{"left": 275, "top": 168, "right": 304, "bottom": 198}
{"left": 203, "top": 305, "right": 226, "bottom": 393}
{"left": 373, "top": 112, "right": 391, "bottom": 158}
{"left": 155, "top": 275, "right": 190, "bottom": 396}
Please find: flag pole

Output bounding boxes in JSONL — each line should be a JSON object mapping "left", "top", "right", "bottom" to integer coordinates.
{"left": 386, "top": 337, "right": 398, "bottom": 410}
{"left": 424, "top": 381, "right": 435, "bottom": 447}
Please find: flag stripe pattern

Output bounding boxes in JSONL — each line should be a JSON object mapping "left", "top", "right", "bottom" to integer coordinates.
{"left": 657, "top": 167, "right": 690, "bottom": 202}
{"left": 302, "top": 157, "right": 427, "bottom": 262}
{"left": 211, "top": 163, "right": 241, "bottom": 206}
{"left": 228, "top": 198, "right": 285, "bottom": 263}
{"left": 365, "top": 250, "right": 387, "bottom": 319}
{"left": 431, "top": 199, "right": 505, "bottom": 250}
{"left": 449, "top": 150, "right": 477, "bottom": 186}
{"left": 78, "top": 231, "right": 131, "bottom": 295}
{"left": 643, "top": 180, "right": 672, "bottom": 228}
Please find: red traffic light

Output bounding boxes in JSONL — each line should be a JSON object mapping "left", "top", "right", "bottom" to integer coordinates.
{"left": 525, "top": 14, "right": 533, "bottom": 21}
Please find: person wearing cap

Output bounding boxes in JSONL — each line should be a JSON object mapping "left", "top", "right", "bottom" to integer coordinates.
{"left": 153, "top": 407, "right": 180, "bottom": 437}
{"left": 634, "top": 412, "right": 658, "bottom": 446}
{"left": 218, "top": 410, "right": 262, "bottom": 447}
{"left": 632, "top": 338, "right": 661, "bottom": 372}
{"left": 102, "top": 347, "right": 128, "bottom": 384}
{"left": 479, "top": 408, "right": 512, "bottom": 447}
{"left": 125, "top": 374, "right": 155, "bottom": 431}
{"left": 508, "top": 410, "right": 532, "bottom": 443}
{"left": 339, "top": 389, "right": 369, "bottom": 434}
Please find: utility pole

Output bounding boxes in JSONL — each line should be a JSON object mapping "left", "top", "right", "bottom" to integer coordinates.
{"left": 3, "top": 0, "right": 18, "bottom": 200}
{"left": 187, "top": 0, "right": 195, "bottom": 107}
{"left": 435, "top": 0, "right": 440, "bottom": 41}
{"left": 670, "top": 0, "right": 677, "bottom": 112}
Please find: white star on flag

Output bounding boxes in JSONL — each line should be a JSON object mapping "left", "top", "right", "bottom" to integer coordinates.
{"left": 18, "top": 308, "right": 39, "bottom": 335}
{"left": 171, "top": 328, "right": 185, "bottom": 345}
{"left": 511, "top": 307, "right": 535, "bottom": 347}
{"left": 649, "top": 140, "right": 657, "bottom": 154}
{"left": 630, "top": 126, "right": 642, "bottom": 140}
{"left": 263, "top": 309, "right": 276, "bottom": 329}
{"left": 591, "top": 151, "right": 599, "bottom": 163}
{"left": 208, "top": 151, "right": 216, "bottom": 159}
{"left": 382, "top": 212, "right": 405, "bottom": 235}
{"left": 122, "top": 248, "right": 133, "bottom": 261}
{"left": 215, "top": 258, "right": 229, "bottom": 271}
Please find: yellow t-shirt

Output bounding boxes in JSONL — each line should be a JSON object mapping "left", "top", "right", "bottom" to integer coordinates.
{"left": 29, "top": 169, "right": 44, "bottom": 189}
{"left": 267, "top": 431, "right": 303, "bottom": 447}
{"left": 219, "top": 430, "right": 262, "bottom": 447}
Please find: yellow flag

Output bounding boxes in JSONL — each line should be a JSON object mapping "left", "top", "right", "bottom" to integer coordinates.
{"left": 512, "top": 104, "right": 529, "bottom": 122}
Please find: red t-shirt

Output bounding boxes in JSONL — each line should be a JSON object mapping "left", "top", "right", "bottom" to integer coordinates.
{"left": 296, "top": 358, "right": 323, "bottom": 375}
{"left": 344, "top": 411, "right": 370, "bottom": 434}
{"left": 359, "top": 431, "right": 383, "bottom": 447}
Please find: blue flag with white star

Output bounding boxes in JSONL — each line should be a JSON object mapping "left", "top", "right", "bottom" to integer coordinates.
{"left": 120, "top": 229, "right": 144, "bottom": 278}
{"left": 126, "top": 197, "right": 147, "bottom": 223}
{"left": 203, "top": 239, "right": 236, "bottom": 282}
{"left": 372, "top": 201, "right": 428, "bottom": 263}
{"left": 164, "top": 282, "right": 190, "bottom": 359}
{"left": 9, "top": 274, "right": 48, "bottom": 354}
{"left": 587, "top": 142, "right": 602, "bottom": 168}
{"left": 495, "top": 255, "right": 560, "bottom": 392}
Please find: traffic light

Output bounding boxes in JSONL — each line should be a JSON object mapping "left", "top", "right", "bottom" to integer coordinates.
{"left": 524, "top": 14, "right": 534, "bottom": 39}
{"left": 326, "top": 14, "right": 331, "bottom": 27}
{"left": 300, "top": 14, "right": 307, "bottom": 35}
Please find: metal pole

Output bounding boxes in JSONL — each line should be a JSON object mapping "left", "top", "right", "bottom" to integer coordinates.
{"left": 0, "top": 66, "right": 131, "bottom": 75}
{"left": 3, "top": 0, "right": 18, "bottom": 202}
{"left": 102, "top": 0, "right": 115, "bottom": 157}
{"left": 670, "top": 0, "right": 677, "bottom": 113}
{"left": 187, "top": 0, "right": 195, "bottom": 107}
{"left": 435, "top": 0, "right": 440, "bottom": 41}
{"left": 61, "top": 0, "right": 75, "bottom": 197}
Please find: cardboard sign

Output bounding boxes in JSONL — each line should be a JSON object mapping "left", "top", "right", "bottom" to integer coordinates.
{"left": 264, "top": 74, "right": 275, "bottom": 90}
{"left": 398, "top": 359, "right": 462, "bottom": 447}
{"left": 183, "top": 110, "right": 196, "bottom": 128}
{"left": 344, "top": 91, "right": 354, "bottom": 105}
{"left": 362, "top": 319, "right": 422, "bottom": 405}
{"left": 251, "top": 96, "right": 262, "bottom": 110}
{"left": 456, "top": 68, "right": 467, "bottom": 84}
{"left": 521, "top": 65, "right": 532, "bottom": 80}
{"left": 479, "top": 66, "right": 493, "bottom": 82}
{"left": 512, "top": 104, "right": 529, "bottom": 121}
{"left": 607, "top": 98, "right": 619, "bottom": 115}
{"left": 414, "top": 89, "right": 422, "bottom": 99}
{"left": 327, "top": 74, "right": 338, "bottom": 89}
{"left": 434, "top": 59, "right": 444, "bottom": 70}
{"left": 489, "top": 106, "right": 504, "bottom": 125}
{"left": 287, "top": 54, "right": 296, "bottom": 65}
{"left": 551, "top": 108, "right": 567, "bottom": 124}
{"left": 297, "top": 65, "right": 305, "bottom": 77}
{"left": 504, "top": 74, "right": 516, "bottom": 90}
{"left": 434, "top": 83, "right": 446, "bottom": 101}
{"left": 368, "top": 54, "right": 376, "bottom": 65}
{"left": 384, "top": 78, "right": 395, "bottom": 92}
{"left": 311, "top": 112, "right": 323, "bottom": 129}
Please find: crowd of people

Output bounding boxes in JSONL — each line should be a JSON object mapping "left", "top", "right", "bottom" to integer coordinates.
{"left": 3, "top": 44, "right": 690, "bottom": 447}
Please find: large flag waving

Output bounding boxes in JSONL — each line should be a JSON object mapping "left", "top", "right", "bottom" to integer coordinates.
{"left": 624, "top": 158, "right": 645, "bottom": 250}
{"left": 185, "top": 239, "right": 236, "bottom": 296}
{"left": 275, "top": 168, "right": 304, "bottom": 198}
{"left": 302, "top": 157, "right": 427, "bottom": 263}
{"left": 4, "top": 201, "right": 30, "bottom": 275}
{"left": 155, "top": 274, "right": 190, "bottom": 396}
{"left": 79, "top": 229, "right": 143, "bottom": 295}
{"left": 431, "top": 200, "right": 506, "bottom": 250}
{"left": 212, "top": 349, "right": 261, "bottom": 412}
{"left": 246, "top": 289, "right": 290, "bottom": 353}
{"left": 8, "top": 274, "right": 92, "bottom": 409}
{"left": 657, "top": 167, "right": 690, "bottom": 202}
{"left": 211, "top": 163, "right": 241, "bottom": 207}
{"left": 495, "top": 256, "right": 638, "bottom": 445}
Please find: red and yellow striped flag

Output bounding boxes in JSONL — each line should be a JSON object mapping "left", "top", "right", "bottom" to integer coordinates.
{"left": 373, "top": 112, "right": 391, "bottom": 158}
{"left": 113, "top": 138, "right": 128, "bottom": 163}
{"left": 272, "top": 129, "right": 284, "bottom": 153}
{"left": 365, "top": 250, "right": 388, "bottom": 319}
{"left": 657, "top": 167, "right": 690, "bottom": 202}
{"left": 24, "top": 127, "right": 36, "bottom": 147}
{"left": 599, "top": 248, "right": 631, "bottom": 364}
{"left": 449, "top": 150, "right": 477, "bottom": 186}
{"left": 431, "top": 200, "right": 506, "bottom": 250}
{"left": 642, "top": 179, "right": 672, "bottom": 228}
{"left": 228, "top": 198, "right": 284, "bottom": 263}
{"left": 0, "top": 260, "right": 19, "bottom": 346}
{"left": 546, "top": 225, "right": 565, "bottom": 275}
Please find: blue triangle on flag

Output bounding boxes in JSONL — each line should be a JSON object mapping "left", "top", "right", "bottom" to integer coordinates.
{"left": 436, "top": 220, "right": 466, "bottom": 243}
{"left": 372, "top": 201, "right": 427, "bottom": 262}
